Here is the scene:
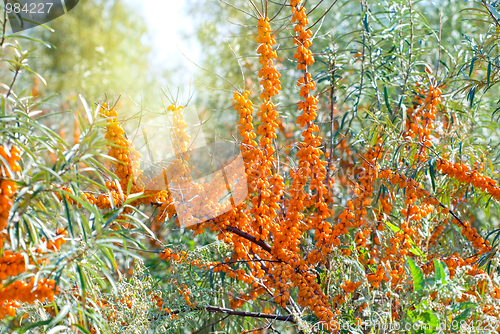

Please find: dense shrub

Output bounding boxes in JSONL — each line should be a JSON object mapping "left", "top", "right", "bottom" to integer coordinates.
{"left": 2, "top": 0, "right": 500, "bottom": 333}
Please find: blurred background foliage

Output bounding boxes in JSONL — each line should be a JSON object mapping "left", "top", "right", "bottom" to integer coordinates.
{"left": 22, "top": 0, "right": 171, "bottom": 111}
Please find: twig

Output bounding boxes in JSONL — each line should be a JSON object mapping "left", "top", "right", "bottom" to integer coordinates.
{"left": 345, "top": 1, "right": 368, "bottom": 136}
{"left": 0, "top": 6, "right": 7, "bottom": 47}
{"left": 214, "top": 259, "right": 280, "bottom": 266}
{"left": 326, "top": 54, "right": 336, "bottom": 186}
{"left": 482, "top": 0, "right": 500, "bottom": 27}
{"left": 205, "top": 306, "right": 294, "bottom": 322}
{"left": 242, "top": 323, "right": 272, "bottom": 333}
{"left": 394, "top": 0, "right": 414, "bottom": 119}
{"left": 193, "top": 314, "right": 230, "bottom": 334}
{"left": 164, "top": 305, "right": 295, "bottom": 323}
{"left": 225, "top": 225, "right": 273, "bottom": 254}
{"left": 436, "top": 10, "right": 443, "bottom": 77}
{"left": 219, "top": 0, "right": 259, "bottom": 19}
{"left": 307, "top": 0, "right": 338, "bottom": 30}
{"left": 6, "top": 69, "right": 19, "bottom": 99}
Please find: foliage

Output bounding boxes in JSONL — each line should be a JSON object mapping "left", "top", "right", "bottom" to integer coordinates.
{"left": 29, "top": 0, "right": 163, "bottom": 108}
{"left": 2, "top": 0, "right": 500, "bottom": 333}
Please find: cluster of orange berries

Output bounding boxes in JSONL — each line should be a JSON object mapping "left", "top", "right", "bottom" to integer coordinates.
{"left": 452, "top": 218, "right": 491, "bottom": 254}
{"left": 100, "top": 103, "right": 176, "bottom": 227}
{"left": 0, "top": 278, "right": 58, "bottom": 320}
{"left": 173, "top": 280, "right": 196, "bottom": 308}
{"left": 163, "top": 104, "right": 225, "bottom": 228}
{"left": 330, "top": 200, "right": 356, "bottom": 248}
{"left": 151, "top": 293, "right": 178, "bottom": 318}
{"left": 290, "top": 0, "right": 314, "bottom": 70}
{"left": 0, "top": 251, "right": 25, "bottom": 280}
{"left": 399, "top": 181, "right": 436, "bottom": 222}
{"left": 101, "top": 103, "right": 143, "bottom": 195}
{"left": 355, "top": 145, "right": 381, "bottom": 200}
{"left": 95, "top": 191, "right": 122, "bottom": 209}
{"left": 153, "top": 196, "right": 176, "bottom": 225}
{"left": 400, "top": 202, "right": 434, "bottom": 221}
{"left": 270, "top": 263, "right": 293, "bottom": 307}
{"left": 168, "top": 104, "right": 191, "bottom": 161}
{"left": 295, "top": 73, "right": 319, "bottom": 129}
{"left": 234, "top": 91, "right": 264, "bottom": 220}
{"left": 54, "top": 104, "right": 172, "bottom": 230}
{"left": 102, "top": 104, "right": 171, "bottom": 207}
{"left": 379, "top": 191, "right": 393, "bottom": 216}
{"left": 251, "top": 17, "right": 283, "bottom": 251}
{"left": 274, "top": 167, "right": 306, "bottom": 259}
{"left": 379, "top": 169, "right": 438, "bottom": 207}
{"left": 423, "top": 254, "right": 477, "bottom": 279}
{"left": 45, "top": 228, "right": 68, "bottom": 252}
{"left": 257, "top": 100, "right": 279, "bottom": 152}
{"left": 54, "top": 186, "right": 77, "bottom": 205}
{"left": 330, "top": 145, "right": 382, "bottom": 252}
{"left": 159, "top": 248, "right": 187, "bottom": 263}
{"left": 341, "top": 280, "right": 361, "bottom": 293}
{"left": 292, "top": 265, "right": 335, "bottom": 323}
{"left": 382, "top": 225, "right": 411, "bottom": 259}
{"left": 367, "top": 265, "right": 389, "bottom": 290}
{"left": 379, "top": 168, "right": 492, "bottom": 255}
{"left": 159, "top": 248, "right": 253, "bottom": 284}
{"left": 0, "top": 146, "right": 59, "bottom": 320}
{"left": 0, "top": 146, "right": 21, "bottom": 179}
{"left": 0, "top": 146, "right": 21, "bottom": 231}
{"left": 234, "top": 91, "right": 258, "bottom": 172}
{"left": 235, "top": 91, "right": 272, "bottom": 248}
{"left": 436, "top": 158, "right": 500, "bottom": 201}
{"left": 429, "top": 220, "right": 447, "bottom": 247}
{"left": 0, "top": 300, "right": 19, "bottom": 319}
{"left": 290, "top": 0, "right": 332, "bottom": 264}
{"left": 55, "top": 185, "right": 123, "bottom": 210}
{"left": 256, "top": 18, "right": 281, "bottom": 101}
{"left": 230, "top": 285, "right": 265, "bottom": 309}
{"left": 145, "top": 170, "right": 175, "bottom": 228}
{"left": 405, "top": 84, "right": 442, "bottom": 160}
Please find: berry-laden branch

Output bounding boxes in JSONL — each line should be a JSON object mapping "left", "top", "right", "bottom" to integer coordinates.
{"left": 205, "top": 305, "right": 295, "bottom": 323}
{"left": 225, "top": 225, "right": 273, "bottom": 254}
{"left": 156, "top": 305, "right": 295, "bottom": 323}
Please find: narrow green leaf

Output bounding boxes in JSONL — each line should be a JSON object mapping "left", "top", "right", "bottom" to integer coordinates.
{"left": 469, "top": 57, "right": 476, "bottom": 77}
{"left": 407, "top": 257, "right": 425, "bottom": 291}
{"left": 487, "top": 61, "right": 492, "bottom": 88}
{"left": 80, "top": 95, "right": 93, "bottom": 124}
{"left": 363, "top": 13, "right": 369, "bottom": 32}
{"left": 468, "top": 86, "right": 476, "bottom": 109}
{"left": 72, "top": 324, "right": 93, "bottom": 334}
{"left": 384, "top": 86, "right": 391, "bottom": 115}
{"left": 76, "top": 264, "right": 87, "bottom": 296}
{"left": 429, "top": 159, "right": 436, "bottom": 193}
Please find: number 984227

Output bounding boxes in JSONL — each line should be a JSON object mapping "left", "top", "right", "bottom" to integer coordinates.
{"left": 5, "top": 2, "right": 53, "bottom": 14}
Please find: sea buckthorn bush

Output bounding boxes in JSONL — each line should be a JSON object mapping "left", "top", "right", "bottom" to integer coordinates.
{"left": 3, "top": 0, "right": 500, "bottom": 333}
